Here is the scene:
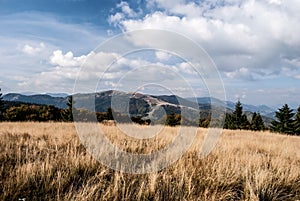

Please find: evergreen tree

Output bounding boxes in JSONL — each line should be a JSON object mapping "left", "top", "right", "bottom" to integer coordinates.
{"left": 105, "top": 107, "right": 114, "bottom": 120}
{"left": 271, "top": 104, "right": 295, "bottom": 134}
{"left": 166, "top": 112, "right": 181, "bottom": 127}
{"left": 229, "top": 100, "right": 250, "bottom": 130}
{"left": 232, "top": 100, "right": 243, "bottom": 129}
{"left": 63, "top": 96, "right": 73, "bottom": 122}
{"left": 241, "top": 114, "right": 250, "bottom": 130}
{"left": 224, "top": 113, "right": 235, "bottom": 129}
{"left": 293, "top": 106, "right": 300, "bottom": 135}
{"left": 251, "top": 112, "right": 265, "bottom": 131}
{"left": 4, "top": 104, "right": 63, "bottom": 122}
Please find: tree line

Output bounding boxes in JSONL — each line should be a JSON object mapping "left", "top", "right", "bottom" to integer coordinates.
{"left": 223, "top": 100, "right": 300, "bottom": 135}
{"left": 0, "top": 95, "right": 116, "bottom": 123}
{"left": 223, "top": 100, "right": 265, "bottom": 131}
{"left": 137, "top": 100, "right": 300, "bottom": 135}
{"left": 270, "top": 104, "right": 300, "bottom": 135}
{"left": 0, "top": 89, "right": 299, "bottom": 135}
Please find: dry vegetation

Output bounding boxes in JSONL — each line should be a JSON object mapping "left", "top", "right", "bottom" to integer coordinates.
{"left": 0, "top": 122, "right": 300, "bottom": 200}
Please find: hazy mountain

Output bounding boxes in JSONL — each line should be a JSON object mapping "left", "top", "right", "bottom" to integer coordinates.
{"left": 243, "top": 111, "right": 274, "bottom": 127}
{"left": 3, "top": 93, "right": 68, "bottom": 109}
{"left": 225, "top": 101, "right": 275, "bottom": 118}
{"left": 45, "top": 93, "right": 69, "bottom": 97}
{"left": 188, "top": 97, "right": 275, "bottom": 119}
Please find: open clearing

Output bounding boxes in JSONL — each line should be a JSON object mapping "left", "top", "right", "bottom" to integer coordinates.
{"left": 0, "top": 122, "right": 299, "bottom": 200}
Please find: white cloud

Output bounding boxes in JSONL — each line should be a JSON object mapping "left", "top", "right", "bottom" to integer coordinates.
{"left": 15, "top": 47, "right": 206, "bottom": 95}
{"left": 121, "top": 12, "right": 213, "bottom": 41}
{"left": 0, "top": 11, "right": 106, "bottom": 93}
{"left": 105, "top": 81, "right": 122, "bottom": 88}
{"left": 110, "top": 0, "right": 300, "bottom": 82}
{"left": 0, "top": 12, "right": 104, "bottom": 55}
{"left": 109, "top": 1, "right": 140, "bottom": 26}
{"left": 147, "top": 0, "right": 185, "bottom": 11}
{"left": 176, "top": 62, "right": 195, "bottom": 75}
{"left": 155, "top": 51, "right": 172, "bottom": 61}
{"left": 50, "top": 50, "right": 87, "bottom": 67}
{"left": 268, "top": 0, "right": 282, "bottom": 5}
{"left": 21, "top": 43, "right": 45, "bottom": 55}
{"left": 294, "top": 74, "right": 300, "bottom": 79}
{"left": 235, "top": 93, "right": 247, "bottom": 100}
{"left": 226, "top": 86, "right": 300, "bottom": 107}
{"left": 109, "top": 13, "right": 125, "bottom": 25}
{"left": 117, "top": 1, "right": 138, "bottom": 18}
{"left": 225, "top": 67, "right": 253, "bottom": 80}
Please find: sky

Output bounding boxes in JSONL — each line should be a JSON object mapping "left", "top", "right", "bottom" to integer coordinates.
{"left": 0, "top": 0, "right": 299, "bottom": 107}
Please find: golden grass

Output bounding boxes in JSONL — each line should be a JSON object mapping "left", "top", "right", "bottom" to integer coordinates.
{"left": 0, "top": 122, "right": 299, "bottom": 200}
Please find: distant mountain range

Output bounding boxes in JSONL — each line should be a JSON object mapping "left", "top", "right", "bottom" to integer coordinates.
{"left": 3, "top": 90, "right": 277, "bottom": 125}
{"left": 3, "top": 93, "right": 67, "bottom": 109}
{"left": 189, "top": 97, "right": 276, "bottom": 118}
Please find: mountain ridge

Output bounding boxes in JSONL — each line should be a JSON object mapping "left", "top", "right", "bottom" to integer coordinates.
{"left": 3, "top": 90, "right": 276, "bottom": 125}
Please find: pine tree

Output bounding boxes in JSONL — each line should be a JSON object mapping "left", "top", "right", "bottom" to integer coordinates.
{"left": 232, "top": 100, "right": 243, "bottom": 129}
{"left": 293, "top": 106, "right": 300, "bottom": 135}
{"left": 228, "top": 100, "right": 250, "bottom": 130}
{"left": 241, "top": 114, "right": 250, "bottom": 130}
{"left": 271, "top": 104, "right": 295, "bottom": 134}
{"left": 224, "top": 113, "right": 235, "bottom": 129}
{"left": 166, "top": 112, "right": 181, "bottom": 127}
{"left": 105, "top": 107, "right": 114, "bottom": 120}
{"left": 63, "top": 96, "right": 73, "bottom": 122}
{"left": 251, "top": 112, "right": 265, "bottom": 131}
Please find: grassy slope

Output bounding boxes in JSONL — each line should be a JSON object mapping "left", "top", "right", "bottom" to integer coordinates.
{"left": 0, "top": 122, "right": 299, "bottom": 200}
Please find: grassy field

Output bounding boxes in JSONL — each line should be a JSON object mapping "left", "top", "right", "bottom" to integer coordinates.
{"left": 0, "top": 122, "right": 299, "bottom": 200}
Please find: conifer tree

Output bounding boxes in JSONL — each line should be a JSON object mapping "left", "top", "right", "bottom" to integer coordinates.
{"left": 105, "top": 107, "right": 114, "bottom": 120}
{"left": 229, "top": 100, "right": 250, "bottom": 130}
{"left": 271, "top": 104, "right": 295, "bottom": 134}
{"left": 224, "top": 113, "right": 233, "bottom": 129}
{"left": 232, "top": 100, "right": 243, "bottom": 129}
{"left": 241, "top": 114, "right": 250, "bottom": 130}
{"left": 251, "top": 112, "right": 265, "bottom": 131}
{"left": 293, "top": 106, "right": 300, "bottom": 135}
{"left": 63, "top": 96, "right": 73, "bottom": 122}
{"left": 166, "top": 111, "right": 181, "bottom": 127}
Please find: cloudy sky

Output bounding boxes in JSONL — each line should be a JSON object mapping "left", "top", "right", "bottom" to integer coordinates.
{"left": 0, "top": 0, "right": 299, "bottom": 107}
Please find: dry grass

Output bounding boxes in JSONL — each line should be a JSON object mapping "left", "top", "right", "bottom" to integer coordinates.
{"left": 0, "top": 122, "right": 299, "bottom": 200}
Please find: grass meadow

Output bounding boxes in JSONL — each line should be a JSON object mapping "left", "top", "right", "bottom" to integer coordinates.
{"left": 0, "top": 122, "right": 299, "bottom": 200}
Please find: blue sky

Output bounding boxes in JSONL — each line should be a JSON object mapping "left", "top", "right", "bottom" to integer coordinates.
{"left": 0, "top": 0, "right": 300, "bottom": 107}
